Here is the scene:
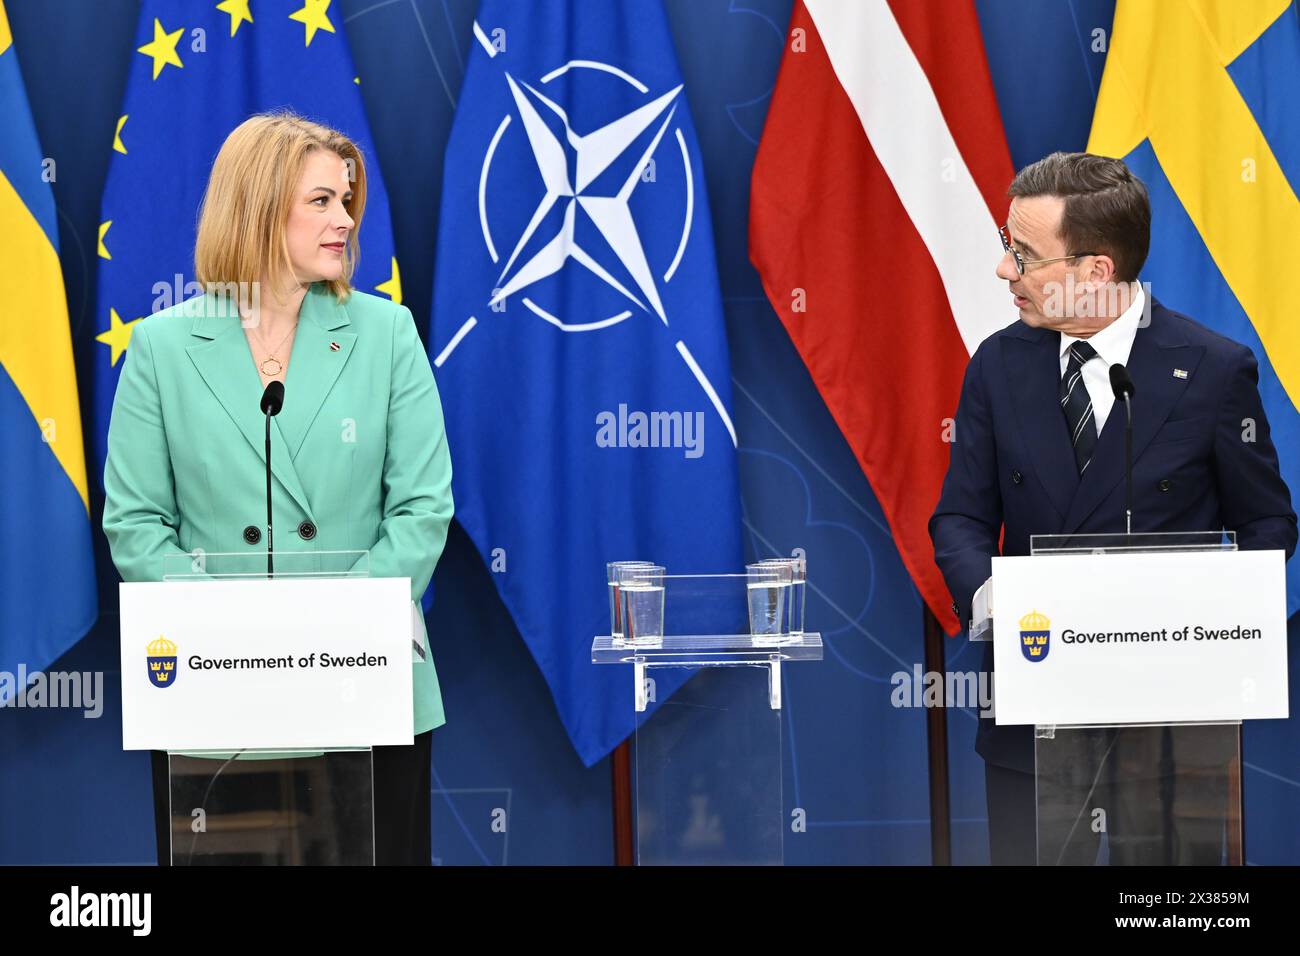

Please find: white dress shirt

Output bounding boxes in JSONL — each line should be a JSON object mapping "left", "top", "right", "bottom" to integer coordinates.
{"left": 1058, "top": 285, "right": 1145, "bottom": 436}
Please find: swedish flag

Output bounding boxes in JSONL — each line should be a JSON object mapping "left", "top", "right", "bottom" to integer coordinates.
{"left": 1091, "top": 0, "right": 1300, "bottom": 615}
{"left": 94, "top": 0, "right": 400, "bottom": 471}
{"left": 0, "top": 0, "right": 97, "bottom": 697}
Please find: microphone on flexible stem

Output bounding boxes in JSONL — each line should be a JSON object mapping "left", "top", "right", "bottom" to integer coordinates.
{"left": 259, "top": 381, "right": 285, "bottom": 577}
{"left": 1108, "top": 364, "right": 1137, "bottom": 535}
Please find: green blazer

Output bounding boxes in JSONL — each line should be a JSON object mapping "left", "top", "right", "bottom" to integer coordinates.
{"left": 102, "top": 283, "right": 454, "bottom": 736}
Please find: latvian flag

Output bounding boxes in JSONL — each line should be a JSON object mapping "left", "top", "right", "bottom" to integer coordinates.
{"left": 750, "top": 0, "right": 1016, "bottom": 633}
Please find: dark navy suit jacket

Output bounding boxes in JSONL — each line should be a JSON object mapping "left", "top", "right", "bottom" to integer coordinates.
{"left": 929, "top": 301, "right": 1297, "bottom": 773}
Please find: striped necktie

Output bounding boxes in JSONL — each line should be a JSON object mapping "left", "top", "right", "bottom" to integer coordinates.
{"left": 1060, "top": 340, "right": 1098, "bottom": 474}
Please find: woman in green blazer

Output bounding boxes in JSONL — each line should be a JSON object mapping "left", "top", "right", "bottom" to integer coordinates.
{"left": 102, "top": 112, "right": 454, "bottom": 865}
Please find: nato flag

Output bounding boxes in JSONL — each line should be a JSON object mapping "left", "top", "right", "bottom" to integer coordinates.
{"left": 430, "top": 0, "right": 744, "bottom": 765}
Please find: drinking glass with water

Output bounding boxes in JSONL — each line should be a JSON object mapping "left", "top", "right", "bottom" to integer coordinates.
{"left": 607, "top": 561, "right": 655, "bottom": 644}
{"left": 619, "top": 564, "right": 666, "bottom": 648}
{"left": 747, "top": 562, "right": 795, "bottom": 646}
{"left": 754, "top": 556, "right": 806, "bottom": 637}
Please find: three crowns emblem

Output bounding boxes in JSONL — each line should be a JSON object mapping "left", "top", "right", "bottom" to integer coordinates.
{"left": 146, "top": 635, "right": 178, "bottom": 688}
{"left": 1019, "top": 609, "right": 1051, "bottom": 663}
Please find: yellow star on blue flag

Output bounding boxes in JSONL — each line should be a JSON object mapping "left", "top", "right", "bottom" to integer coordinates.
{"left": 137, "top": 17, "right": 184, "bottom": 79}
{"left": 289, "top": 0, "right": 335, "bottom": 47}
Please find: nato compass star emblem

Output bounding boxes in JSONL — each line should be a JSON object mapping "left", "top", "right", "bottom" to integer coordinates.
{"left": 486, "top": 70, "right": 683, "bottom": 327}
{"left": 433, "top": 37, "right": 736, "bottom": 446}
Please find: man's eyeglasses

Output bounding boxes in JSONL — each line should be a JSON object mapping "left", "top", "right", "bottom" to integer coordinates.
{"left": 999, "top": 224, "right": 1095, "bottom": 275}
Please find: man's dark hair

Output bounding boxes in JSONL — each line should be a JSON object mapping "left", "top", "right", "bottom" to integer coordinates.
{"left": 1008, "top": 152, "right": 1151, "bottom": 282}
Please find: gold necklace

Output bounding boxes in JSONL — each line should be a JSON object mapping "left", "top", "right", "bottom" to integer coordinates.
{"left": 250, "top": 322, "right": 297, "bottom": 376}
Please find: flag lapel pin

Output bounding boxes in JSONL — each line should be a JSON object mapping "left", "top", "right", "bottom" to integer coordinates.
{"left": 329, "top": 341, "right": 341, "bottom": 352}
{"left": 1173, "top": 368, "right": 1188, "bottom": 379}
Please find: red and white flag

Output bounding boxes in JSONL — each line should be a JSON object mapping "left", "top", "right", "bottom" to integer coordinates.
{"left": 750, "top": 0, "right": 1015, "bottom": 634}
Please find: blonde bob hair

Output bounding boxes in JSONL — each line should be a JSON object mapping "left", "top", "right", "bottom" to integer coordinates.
{"left": 195, "top": 111, "right": 367, "bottom": 305}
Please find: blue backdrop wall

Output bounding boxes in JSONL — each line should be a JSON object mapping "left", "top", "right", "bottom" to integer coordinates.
{"left": 3, "top": 0, "right": 1297, "bottom": 865}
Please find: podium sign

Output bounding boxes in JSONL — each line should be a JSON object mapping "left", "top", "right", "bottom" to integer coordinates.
{"left": 120, "top": 577, "right": 413, "bottom": 750}
{"left": 992, "top": 550, "right": 1288, "bottom": 726}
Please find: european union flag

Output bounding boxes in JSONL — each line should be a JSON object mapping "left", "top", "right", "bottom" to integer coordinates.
{"left": 430, "top": 0, "right": 744, "bottom": 765}
{"left": 1091, "top": 0, "right": 1300, "bottom": 616}
{"left": 0, "top": 0, "right": 97, "bottom": 699}
{"left": 95, "top": 0, "right": 399, "bottom": 474}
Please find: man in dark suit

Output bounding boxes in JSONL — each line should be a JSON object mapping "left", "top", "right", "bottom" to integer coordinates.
{"left": 930, "top": 152, "right": 1296, "bottom": 865}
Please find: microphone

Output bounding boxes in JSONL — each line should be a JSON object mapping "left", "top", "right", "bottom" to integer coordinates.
{"left": 260, "top": 382, "right": 285, "bottom": 576}
{"left": 260, "top": 380, "right": 284, "bottom": 416}
{"left": 1109, "top": 364, "right": 1136, "bottom": 535}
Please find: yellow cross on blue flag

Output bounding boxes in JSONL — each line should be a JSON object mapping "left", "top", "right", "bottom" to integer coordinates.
{"left": 1090, "top": 0, "right": 1300, "bottom": 615}
{"left": 94, "top": 0, "right": 400, "bottom": 470}
{"left": 0, "top": 0, "right": 98, "bottom": 698}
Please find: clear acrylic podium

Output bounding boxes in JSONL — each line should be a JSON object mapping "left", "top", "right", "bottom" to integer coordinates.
{"left": 592, "top": 562, "right": 822, "bottom": 865}
{"left": 157, "top": 550, "right": 377, "bottom": 865}
{"left": 1023, "top": 532, "right": 1241, "bottom": 865}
